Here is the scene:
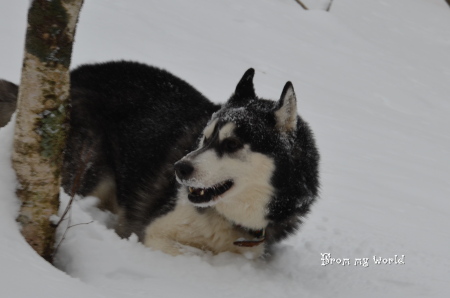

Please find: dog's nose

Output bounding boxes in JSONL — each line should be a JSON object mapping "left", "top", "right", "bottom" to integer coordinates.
{"left": 174, "top": 161, "right": 194, "bottom": 180}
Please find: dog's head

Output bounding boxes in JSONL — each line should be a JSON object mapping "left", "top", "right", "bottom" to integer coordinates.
{"left": 175, "top": 69, "right": 319, "bottom": 230}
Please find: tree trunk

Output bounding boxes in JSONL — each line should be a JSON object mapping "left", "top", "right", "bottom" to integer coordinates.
{"left": 12, "top": 0, "right": 83, "bottom": 262}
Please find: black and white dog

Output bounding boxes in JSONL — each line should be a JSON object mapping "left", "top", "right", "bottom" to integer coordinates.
{"left": 0, "top": 61, "right": 319, "bottom": 258}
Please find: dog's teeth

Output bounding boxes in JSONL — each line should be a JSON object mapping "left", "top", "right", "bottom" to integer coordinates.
{"left": 189, "top": 187, "right": 194, "bottom": 193}
{"left": 200, "top": 189, "right": 205, "bottom": 196}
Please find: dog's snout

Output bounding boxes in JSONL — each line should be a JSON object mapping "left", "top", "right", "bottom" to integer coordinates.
{"left": 174, "top": 161, "right": 194, "bottom": 180}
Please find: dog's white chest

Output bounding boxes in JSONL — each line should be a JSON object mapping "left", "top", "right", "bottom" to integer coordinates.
{"left": 143, "top": 202, "right": 264, "bottom": 258}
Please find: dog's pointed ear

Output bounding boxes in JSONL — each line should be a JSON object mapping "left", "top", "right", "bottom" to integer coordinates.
{"left": 228, "top": 68, "right": 256, "bottom": 105}
{"left": 274, "top": 82, "right": 297, "bottom": 132}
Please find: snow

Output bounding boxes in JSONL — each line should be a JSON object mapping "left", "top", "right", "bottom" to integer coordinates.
{"left": 1, "top": 0, "right": 449, "bottom": 297}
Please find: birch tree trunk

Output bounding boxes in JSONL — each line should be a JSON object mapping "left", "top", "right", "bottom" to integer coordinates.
{"left": 13, "top": 0, "right": 83, "bottom": 262}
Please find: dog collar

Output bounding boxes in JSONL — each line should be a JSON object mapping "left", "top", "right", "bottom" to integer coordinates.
{"left": 233, "top": 228, "right": 265, "bottom": 247}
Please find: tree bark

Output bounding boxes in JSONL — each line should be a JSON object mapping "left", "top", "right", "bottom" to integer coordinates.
{"left": 13, "top": 0, "right": 83, "bottom": 262}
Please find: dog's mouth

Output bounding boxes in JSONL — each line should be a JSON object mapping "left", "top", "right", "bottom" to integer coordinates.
{"left": 187, "top": 180, "right": 234, "bottom": 204}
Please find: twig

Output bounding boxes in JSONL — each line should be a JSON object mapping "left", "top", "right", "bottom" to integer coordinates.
{"left": 55, "top": 140, "right": 94, "bottom": 228}
{"left": 53, "top": 140, "right": 94, "bottom": 257}
{"left": 446, "top": 0, "right": 450, "bottom": 8}
{"left": 326, "top": 0, "right": 334, "bottom": 12}
{"left": 68, "top": 221, "right": 94, "bottom": 228}
{"left": 55, "top": 193, "right": 75, "bottom": 228}
{"left": 54, "top": 217, "right": 94, "bottom": 255}
{"left": 53, "top": 208, "right": 72, "bottom": 255}
{"left": 294, "top": 0, "right": 308, "bottom": 10}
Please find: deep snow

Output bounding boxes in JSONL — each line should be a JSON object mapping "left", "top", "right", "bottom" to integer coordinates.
{"left": 1, "top": 0, "right": 449, "bottom": 297}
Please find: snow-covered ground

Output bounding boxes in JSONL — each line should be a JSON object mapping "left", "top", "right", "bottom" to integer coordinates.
{"left": 1, "top": 0, "right": 449, "bottom": 297}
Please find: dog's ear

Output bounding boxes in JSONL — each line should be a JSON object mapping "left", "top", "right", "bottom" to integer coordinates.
{"left": 228, "top": 68, "right": 256, "bottom": 105}
{"left": 274, "top": 82, "right": 297, "bottom": 132}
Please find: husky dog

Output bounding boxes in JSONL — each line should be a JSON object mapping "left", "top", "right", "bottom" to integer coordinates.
{"left": 0, "top": 61, "right": 319, "bottom": 258}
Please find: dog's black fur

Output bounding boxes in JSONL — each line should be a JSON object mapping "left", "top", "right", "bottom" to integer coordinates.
{"left": 63, "top": 61, "right": 220, "bottom": 238}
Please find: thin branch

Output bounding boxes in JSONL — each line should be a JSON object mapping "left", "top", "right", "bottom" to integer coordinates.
{"left": 55, "top": 140, "right": 94, "bottom": 228}
{"left": 294, "top": 0, "right": 308, "bottom": 10}
{"left": 53, "top": 207, "right": 72, "bottom": 256}
{"left": 53, "top": 140, "right": 94, "bottom": 257}
{"left": 69, "top": 221, "right": 94, "bottom": 228}
{"left": 446, "top": 0, "right": 450, "bottom": 8}
{"left": 326, "top": 0, "right": 334, "bottom": 12}
{"left": 54, "top": 216, "right": 94, "bottom": 256}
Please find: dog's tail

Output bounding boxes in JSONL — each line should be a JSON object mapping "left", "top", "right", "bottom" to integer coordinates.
{"left": 0, "top": 80, "right": 18, "bottom": 127}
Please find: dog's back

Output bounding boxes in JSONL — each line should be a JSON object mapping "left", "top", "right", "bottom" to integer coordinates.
{"left": 63, "top": 61, "right": 220, "bottom": 238}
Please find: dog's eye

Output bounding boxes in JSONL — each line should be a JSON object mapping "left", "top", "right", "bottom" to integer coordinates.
{"left": 222, "top": 138, "right": 243, "bottom": 153}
